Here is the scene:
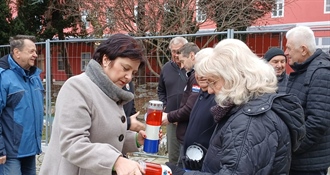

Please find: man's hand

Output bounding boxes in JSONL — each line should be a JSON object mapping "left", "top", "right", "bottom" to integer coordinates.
{"left": 162, "top": 113, "right": 169, "bottom": 125}
{"left": 0, "top": 156, "right": 6, "bottom": 164}
{"left": 129, "top": 111, "right": 146, "bottom": 132}
{"left": 165, "top": 162, "right": 185, "bottom": 175}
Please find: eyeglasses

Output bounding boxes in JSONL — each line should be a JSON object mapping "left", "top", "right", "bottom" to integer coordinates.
{"left": 170, "top": 49, "right": 180, "bottom": 55}
{"left": 207, "top": 79, "right": 221, "bottom": 89}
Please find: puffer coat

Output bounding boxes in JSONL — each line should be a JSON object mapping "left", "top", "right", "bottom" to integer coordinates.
{"left": 184, "top": 93, "right": 305, "bottom": 175}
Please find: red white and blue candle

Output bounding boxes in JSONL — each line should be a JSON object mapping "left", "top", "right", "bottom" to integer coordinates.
{"left": 143, "top": 100, "right": 163, "bottom": 154}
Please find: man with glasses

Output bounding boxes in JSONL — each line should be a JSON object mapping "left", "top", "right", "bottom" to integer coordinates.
{"left": 158, "top": 36, "right": 188, "bottom": 164}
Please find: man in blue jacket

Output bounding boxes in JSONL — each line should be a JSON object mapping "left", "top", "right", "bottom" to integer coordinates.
{"left": 285, "top": 26, "right": 330, "bottom": 175}
{"left": 0, "top": 35, "right": 44, "bottom": 175}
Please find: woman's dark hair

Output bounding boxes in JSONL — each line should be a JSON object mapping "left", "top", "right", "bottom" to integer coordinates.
{"left": 92, "top": 33, "right": 146, "bottom": 68}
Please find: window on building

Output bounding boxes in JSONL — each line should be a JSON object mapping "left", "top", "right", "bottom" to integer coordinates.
{"left": 325, "top": 0, "right": 330, "bottom": 13}
{"left": 81, "top": 52, "right": 91, "bottom": 71}
{"left": 81, "top": 10, "right": 90, "bottom": 29}
{"left": 316, "top": 37, "right": 330, "bottom": 55}
{"left": 196, "top": 0, "right": 206, "bottom": 22}
{"left": 272, "top": 0, "right": 284, "bottom": 18}
{"left": 133, "top": 5, "right": 138, "bottom": 26}
{"left": 164, "top": 3, "right": 171, "bottom": 12}
{"left": 322, "top": 37, "right": 330, "bottom": 45}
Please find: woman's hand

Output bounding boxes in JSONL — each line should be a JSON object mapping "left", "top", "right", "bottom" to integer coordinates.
{"left": 114, "top": 156, "right": 145, "bottom": 175}
{"left": 137, "top": 130, "right": 146, "bottom": 146}
{"left": 129, "top": 111, "right": 146, "bottom": 132}
{"left": 137, "top": 128, "right": 163, "bottom": 146}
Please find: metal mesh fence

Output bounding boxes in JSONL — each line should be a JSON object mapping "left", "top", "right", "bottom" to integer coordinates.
{"left": 0, "top": 29, "right": 329, "bottom": 145}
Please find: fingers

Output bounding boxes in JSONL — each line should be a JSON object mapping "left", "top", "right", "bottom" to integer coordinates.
{"left": 131, "top": 111, "right": 140, "bottom": 119}
{"left": 161, "top": 114, "right": 169, "bottom": 125}
{"left": 138, "top": 163, "right": 145, "bottom": 174}
{"left": 0, "top": 156, "right": 6, "bottom": 164}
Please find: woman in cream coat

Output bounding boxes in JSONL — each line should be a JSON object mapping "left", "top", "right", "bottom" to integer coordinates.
{"left": 40, "top": 34, "right": 147, "bottom": 175}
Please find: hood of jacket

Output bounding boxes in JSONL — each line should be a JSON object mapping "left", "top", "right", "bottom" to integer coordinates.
{"left": 242, "top": 93, "right": 306, "bottom": 151}
{"left": 271, "top": 94, "right": 306, "bottom": 151}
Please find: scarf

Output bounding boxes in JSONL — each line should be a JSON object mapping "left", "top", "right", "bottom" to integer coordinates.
{"left": 84, "top": 59, "right": 134, "bottom": 105}
{"left": 210, "top": 103, "right": 235, "bottom": 123}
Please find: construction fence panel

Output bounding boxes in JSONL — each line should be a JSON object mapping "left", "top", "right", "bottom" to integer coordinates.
{"left": 0, "top": 29, "right": 329, "bottom": 146}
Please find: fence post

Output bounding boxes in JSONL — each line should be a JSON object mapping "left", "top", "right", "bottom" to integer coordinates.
{"left": 227, "top": 29, "right": 234, "bottom": 39}
{"left": 44, "top": 39, "right": 52, "bottom": 146}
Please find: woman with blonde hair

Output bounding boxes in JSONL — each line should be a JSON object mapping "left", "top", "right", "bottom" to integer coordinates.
{"left": 166, "top": 39, "right": 306, "bottom": 175}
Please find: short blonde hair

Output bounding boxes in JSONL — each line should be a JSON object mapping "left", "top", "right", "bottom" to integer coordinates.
{"left": 195, "top": 39, "right": 277, "bottom": 107}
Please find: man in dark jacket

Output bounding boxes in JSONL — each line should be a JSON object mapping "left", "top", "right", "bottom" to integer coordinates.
{"left": 285, "top": 26, "right": 330, "bottom": 175}
{"left": 162, "top": 42, "right": 200, "bottom": 166}
{"left": 264, "top": 47, "right": 288, "bottom": 93}
{"left": 158, "top": 36, "right": 188, "bottom": 163}
{"left": 181, "top": 48, "right": 216, "bottom": 171}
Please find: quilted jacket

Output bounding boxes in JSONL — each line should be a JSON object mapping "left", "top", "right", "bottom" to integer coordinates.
{"left": 184, "top": 93, "right": 305, "bottom": 175}
{"left": 287, "top": 49, "right": 330, "bottom": 171}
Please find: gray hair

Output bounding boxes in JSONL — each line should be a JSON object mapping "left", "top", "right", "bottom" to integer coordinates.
{"left": 195, "top": 39, "right": 277, "bottom": 107}
{"left": 178, "top": 42, "right": 200, "bottom": 57}
{"left": 286, "top": 26, "right": 316, "bottom": 53}
{"left": 195, "top": 47, "right": 213, "bottom": 63}
{"left": 9, "top": 35, "right": 36, "bottom": 53}
{"left": 169, "top": 36, "right": 188, "bottom": 49}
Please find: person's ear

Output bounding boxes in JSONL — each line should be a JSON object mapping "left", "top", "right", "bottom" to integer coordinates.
{"left": 190, "top": 52, "right": 195, "bottom": 61}
{"left": 102, "top": 55, "right": 110, "bottom": 67}
{"left": 301, "top": 45, "right": 308, "bottom": 57}
{"left": 13, "top": 48, "right": 20, "bottom": 57}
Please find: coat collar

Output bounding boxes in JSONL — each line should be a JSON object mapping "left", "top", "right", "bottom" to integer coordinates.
{"left": 85, "top": 59, "right": 134, "bottom": 105}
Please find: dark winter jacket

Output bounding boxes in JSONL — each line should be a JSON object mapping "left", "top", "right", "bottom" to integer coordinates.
{"left": 287, "top": 49, "right": 330, "bottom": 171}
{"left": 123, "top": 81, "right": 136, "bottom": 130}
{"left": 184, "top": 93, "right": 306, "bottom": 175}
{"left": 158, "top": 61, "right": 187, "bottom": 113}
{"left": 183, "top": 91, "right": 217, "bottom": 154}
{"left": 0, "top": 54, "right": 44, "bottom": 158}
{"left": 167, "top": 70, "right": 200, "bottom": 144}
{"left": 277, "top": 72, "right": 288, "bottom": 94}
